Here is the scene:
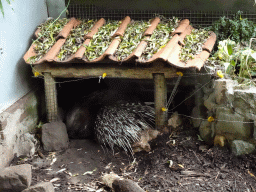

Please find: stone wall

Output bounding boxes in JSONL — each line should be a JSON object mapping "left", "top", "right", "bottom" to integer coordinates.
{"left": 194, "top": 79, "right": 256, "bottom": 155}
{"left": 0, "top": 90, "right": 43, "bottom": 168}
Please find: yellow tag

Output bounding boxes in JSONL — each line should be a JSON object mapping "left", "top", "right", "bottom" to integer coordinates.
{"left": 102, "top": 73, "right": 107, "bottom": 78}
{"left": 178, "top": 164, "right": 184, "bottom": 168}
{"left": 208, "top": 116, "right": 215, "bottom": 122}
{"left": 176, "top": 72, "right": 183, "bottom": 76}
{"left": 217, "top": 70, "right": 224, "bottom": 78}
{"left": 162, "top": 107, "right": 167, "bottom": 112}
{"left": 34, "top": 71, "right": 40, "bottom": 77}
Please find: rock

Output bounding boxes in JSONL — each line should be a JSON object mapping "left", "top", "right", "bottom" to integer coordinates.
{"left": 214, "top": 135, "right": 226, "bottom": 147}
{"left": 16, "top": 133, "right": 37, "bottom": 157}
{"left": 215, "top": 107, "right": 253, "bottom": 141}
{"left": 132, "top": 129, "right": 160, "bottom": 153}
{"left": 233, "top": 88, "right": 256, "bottom": 119}
{"left": 0, "top": 164, "right": 32, "bottom": 192}
{"left": 102, "top": 173, "right": 145, "bottom": 192}
{"left": 204, "top": 92, "right": 216, "bottom": 112}
{"left": 168, "top": 111, "right": 182, "bottom": 128}
{"left": 199, "top": 120, "right": 214, "bottom": 145}
{"left": 31, "top": 158, "right": 51, "bottom": 169}
{"left": 191, "top": 107, "right": 203, "bottom": 128}
{"left": 214, "top": 79, "right": 237, "bottom": 105}
{"left": 42, "top": 121, "right": 69, "bottom": 151}
{"left": 231, "top": 140, "right": 255, "bottom": 156}
{"left": 21, "top": 182, "right": 54, "bottom": 192}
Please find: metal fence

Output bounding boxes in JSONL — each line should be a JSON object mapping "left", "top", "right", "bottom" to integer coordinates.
{"left": 66, "top": 4, "right": 256, "bottom": 27}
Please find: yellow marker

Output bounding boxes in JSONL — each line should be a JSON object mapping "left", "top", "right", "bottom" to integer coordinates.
{"left": 162, "top": 107, "right": 167, "bottom": 112}
{"left": 208, "top": 116, "right": 215, "bottom": 122}
{"left": 102, "top": 73, "right": 107, "bottom": 78}
{"left": 34, "top": 71, "right": 40, "bottom": 77}
{"left": 176, "top": 72, "right": 183, "bottom": 76}
{"left": 217, "top": 70, "right": 224, "bottom": 78}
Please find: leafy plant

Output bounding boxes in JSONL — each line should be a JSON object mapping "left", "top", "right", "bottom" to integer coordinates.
{"left": 114, "top": 20, "right": 150, "bottom": 61}
{"left": 208, "top": 11, "right": 256, "bottom": 46}
{"left": 57, "top": 19, "right": 95, "bottom": 61}
{"left": 84, "top": 20, "right": 121, "bottom": 61}
{"left": 140, "top": 17, "right": 179, "bottom": 61}
{"left": 28, "top": 18, "right": 70, "bottom": 63}
{"left": 206, "top": 38, "right": 256, "bottom": 83}
{"left": 179, "top": 28, "right": 210, "bottom": 62}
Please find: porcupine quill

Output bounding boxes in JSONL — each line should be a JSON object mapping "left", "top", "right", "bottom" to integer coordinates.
{"left": 65, "top": 85, "right": 155, "bottom": 155}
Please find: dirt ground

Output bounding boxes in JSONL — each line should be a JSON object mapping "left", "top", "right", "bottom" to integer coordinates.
{"left": 11, "top": 122, "right": 256, "bottom": 192}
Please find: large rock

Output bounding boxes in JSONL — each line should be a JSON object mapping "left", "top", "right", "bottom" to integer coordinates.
{"left": 215, "top": 107, "right": 253, "bottom": 141}
{"left": 0, "top": 164, "right": 32, "bottom": 192}
{"left": 16, "top": 133, "right": 37, "bottom": 157}
{"left": 42, "top": 121, "right": 69, "bottom": 151}
{"left": 199, "top": 120, "right": 215, "bottom": 145}
{"left": 233, "top": 88, "right": 256, "bottom": 119}
{"left": 22, "top": 182, "right": 54, "bottom": 192}
{"left": 214, "top": 79, "right": 237, "bottom": 105}
{"left": 231, "top": 140, "right": 255, "bottom": 156}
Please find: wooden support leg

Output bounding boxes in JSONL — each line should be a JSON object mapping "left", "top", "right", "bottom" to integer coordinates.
{"left": 153, "top": 73, "right": 167, "bottom": 128}
{"left": 44, "top": 72, "right": 58, "bottom": 122}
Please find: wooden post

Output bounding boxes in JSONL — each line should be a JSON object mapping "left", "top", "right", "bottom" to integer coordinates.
{"left": 44, "top": 72, "right": 58, "bottom": 122}
{"left": 153, "top": 73, "right": 167, "bottom": 128}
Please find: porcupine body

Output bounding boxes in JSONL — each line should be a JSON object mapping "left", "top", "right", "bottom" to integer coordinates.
{"left": 94, "top": 100, "right": 155, "bottom": 154}
{"left": 65, "top": 88, "right": 155, "bottom": 153}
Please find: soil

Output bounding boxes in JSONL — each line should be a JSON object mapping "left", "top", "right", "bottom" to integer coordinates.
{"left": 11, "top": 123, "right": 256, "bottom": 192}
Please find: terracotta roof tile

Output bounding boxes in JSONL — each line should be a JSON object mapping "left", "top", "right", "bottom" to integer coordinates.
{"left": 23, "top": 16, "right": 216, "bottom": 70}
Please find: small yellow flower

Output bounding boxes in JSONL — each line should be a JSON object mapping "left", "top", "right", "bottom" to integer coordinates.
{"left": 208, "top": 116, "right": 215, "bottom": 122}
{"left": 34, "top": 71, "right": 40, "bottom": 77}
{"left": 162, "top": 107, "right": 167, "bottom": 112}
{"left": 176, "top": 72, "right": 183, "bottom": 76}
{"left": 217, "top": 70, "right": 224, "bottom": 78}
{"left": 102, "top": 73, "right": 107, "bottom": 78}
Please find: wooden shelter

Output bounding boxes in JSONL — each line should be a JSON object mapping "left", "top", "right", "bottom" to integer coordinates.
{"left": 23, "top": 16, "right": 216, "bottom": 128}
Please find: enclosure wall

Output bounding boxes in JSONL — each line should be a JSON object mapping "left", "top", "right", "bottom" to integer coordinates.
{"left": 0, "top": 0, "right": 47, "bottom": 113}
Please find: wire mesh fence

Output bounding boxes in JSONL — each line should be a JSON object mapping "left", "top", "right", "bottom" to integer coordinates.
{"left": 66, "top": 4, "right": 256, "bottom": 27}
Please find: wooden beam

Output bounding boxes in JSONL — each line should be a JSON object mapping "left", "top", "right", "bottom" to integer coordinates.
{"left": 33, "top": 63, "right": 177, "bottom": 79}
{"left": 153, "top": 73, "right": 167, "bottom": 128}
{"left": 44, "top": 72, "right": 58, "bottom": 122}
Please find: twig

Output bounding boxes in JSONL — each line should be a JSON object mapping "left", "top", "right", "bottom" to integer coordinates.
{"left": 215, "top": 171, "right": 220, "bottom": 180}
{"left": 192, "top": 150, "right": 202, "bottom": 164}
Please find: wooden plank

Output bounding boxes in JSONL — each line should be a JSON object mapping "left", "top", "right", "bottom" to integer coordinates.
{"left": 153, "top": 73, "right": 167, "bottom": 128}
{"left": 33, "top": 63, "right": 178, "bottom": 79}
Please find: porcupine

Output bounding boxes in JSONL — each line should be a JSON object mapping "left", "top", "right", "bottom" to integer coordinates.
{"left": 65, "top": 85, "right": 155, "bottom": 154}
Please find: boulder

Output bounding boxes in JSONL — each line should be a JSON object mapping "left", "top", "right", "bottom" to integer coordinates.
{"left": 214, "top": 79, "right": 237, "bottom": 105}
{"left": 215, "top": 107, "right": 253, "bottom": 141}
{"left": 41, "top": 121, "right": 69, "bottom": 151}
{"left": 16, "top": 133, "right": 37, "bottom": 157}
{"left": 204, "top": 93, "right": 216, "bottom": 112}
{"left": 231, "top": 140, "right": 255, "bottom": 156}
{"left": 0, "top": 164, "right": 32, "bottom": 192}
{"left": 199, "top": 120, "right": 215, "bottom": 145}
{"left": 22, "top": 182, "right": 54, "bottom": 192}
{"left": 233, "top": 88, "right": 256, "bottom": 119}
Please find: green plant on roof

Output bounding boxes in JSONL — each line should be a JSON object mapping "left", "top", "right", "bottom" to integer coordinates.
{"left": 179, "top": 28, "right": 210, "bottom": 63}
{"left": 140, "top": 16, "right": 179, "bottom": 61}
{"left": 84, "top": 20, "right": 121, "bottom": 61}
{"left": 28, "top": 18, "right": 70, "bottom": 64}
{"left": 114, "top": 20, "right": 150, "bottom": 61}
{"left": 57, "top": 19, "right": 95, "bottom": 61}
